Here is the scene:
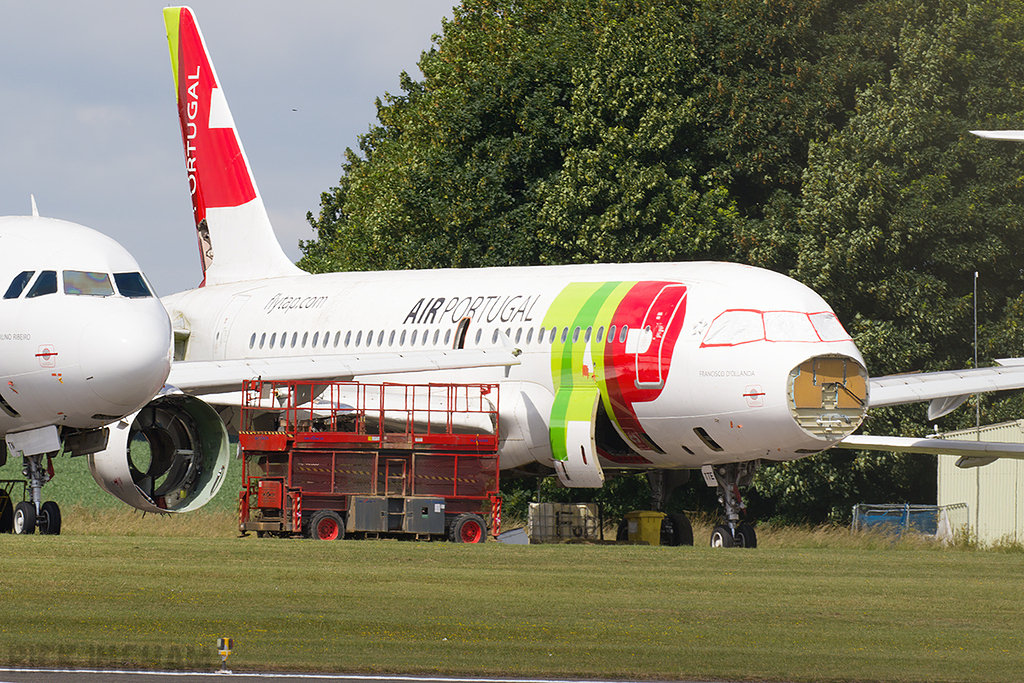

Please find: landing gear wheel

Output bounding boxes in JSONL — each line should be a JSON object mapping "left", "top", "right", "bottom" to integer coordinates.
{"left": 735, "top": 522, "right": 757, "bottom": 548}
{"left": 0, "top": 491, "right": 13, "bottom": 533}
{"left": 660, "top": 513, "right": 694, "bottom": 546}
{"left": 710, "top": 524, "right": 734, "bottom": 548}
{"left": 449, "top": 513, "right": 487, "bottom": 543}
{"left": 13, "top": 502, "right": 36, "bottom": 535}
{"left": 37, "top": 501, "right": 61, "bottom": 536}
{"left": 309, "top": 510, "right": 344, "bottom": 540}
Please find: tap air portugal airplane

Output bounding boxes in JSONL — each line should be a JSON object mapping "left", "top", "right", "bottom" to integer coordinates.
{"left": 84, "top": 6, "right": 1024, "bottom": 547}
{"left": 0, "top": 200, "right": 173, "bottom": 535}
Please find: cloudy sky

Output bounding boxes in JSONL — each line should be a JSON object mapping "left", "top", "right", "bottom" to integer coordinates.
{"left": 0, "top": 1, "right": 456, "bottom": 295}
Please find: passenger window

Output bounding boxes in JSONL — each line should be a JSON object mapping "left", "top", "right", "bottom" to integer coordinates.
{"left": 269, "top": 333, "right": 277, "bottom": 347}
{"left": 389, "top": 330, "right": 396, "bottom": 346}
{"left": 492, "top": 329, "right": 500, "bottom": 344}
{"left": 376, "top": 330, "right": 384, "bottom": 346}
{"left": 249, "top": 333, "right": 256, "bottom": 349}
{"left": 4, "top": 271, "right": 34, "bottom": 299}
{"left": 64, "top": 270, "right": 114, "bottom": 296}
{"left": 619, "top": 325, "right": 629, "bottom": 343}
{"left": 410, "top": 330, "right": 417, "bottom": 345}
{"left": 280, "top": 332, "right": 287, "bottom": 349}
{"left": 596, "top": 326, "right": 603, "bottom": 342}
{"left": 26, "top": 271, "right": 58, "bottom": 298}
{"left": 549, "top": 327, "right": 556, "bottom": 344}
{"left": 259, "top": 333, "right": 266, "bottom": 349}
{"left": 526, "top": 327, "right": 534, "bottom": 344}
{"left": 444, "top": 329, "right": 452, "bottom": 346}
{"left": 433, "top": 330, "right": 440, "bottom": 345}
{"left": 113, "top": 272, "right": 153, "bottom": 298}
{"left": 475, "top": 329, "right": 483, "bottom": 345}
{"left": 366, "top": 330, "right": 373, "bottom": 347}
{"left": 291, "top": 332, "right": 298, "bottom": 348}
{"left": 561, "top": 327, "right": 568, "bottom": 343}
{"left": 344, "top": 331, "right": 352, "bottom": 347}
{"left": 515, "top": 328, "right": 522, "bottom": 344}
{"left": 572, "top": 327, "right": 580, "bottom": 343}
{"left": 302, "top": 332, "right": 309, "bottom": 348}
{"left": 355, "top": 331, "right": 363, "bottom": 346}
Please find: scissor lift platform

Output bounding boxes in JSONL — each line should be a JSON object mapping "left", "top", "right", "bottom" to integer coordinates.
{"left": 238, "top": 380, "right": 500, "bottom": 542}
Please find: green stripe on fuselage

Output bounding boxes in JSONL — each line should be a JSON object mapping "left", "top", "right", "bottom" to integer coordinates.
{"left": 544, "top": 281, "right": 635, "bottom": 461}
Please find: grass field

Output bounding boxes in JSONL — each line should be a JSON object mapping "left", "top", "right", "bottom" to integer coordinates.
{"left": 1, "top": 511, "right": 1023, "bottom": 683}
{"left": 2, "top": 454, "right": 1023, "bottom": 681}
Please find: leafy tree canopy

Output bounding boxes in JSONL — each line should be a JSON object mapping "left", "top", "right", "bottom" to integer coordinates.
{"left": 301, "top": 0, "right": 1024, "bottom": 523}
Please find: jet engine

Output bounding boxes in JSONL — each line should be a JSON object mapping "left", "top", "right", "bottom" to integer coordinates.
{"left": 88, "top": 394, "right": 230, "bottom": 513}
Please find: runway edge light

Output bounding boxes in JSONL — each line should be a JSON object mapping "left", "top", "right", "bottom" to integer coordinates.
{"left": 217, "top": 637, "right": 233, "bottom": 674}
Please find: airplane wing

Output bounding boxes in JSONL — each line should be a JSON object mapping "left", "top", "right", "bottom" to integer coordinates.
{"left": 971, "top": 129, "right": 1024, "bottom": 141}
{"left": 868, "top": 363, "right": 1024, "bottom": 419}
{"left": 167, "top": 348, "right": 520, "bottom": 396}
{"left": 837, "top": 434, "right": 1024, "bottom": 468}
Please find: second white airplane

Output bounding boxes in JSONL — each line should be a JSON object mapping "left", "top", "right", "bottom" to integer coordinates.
{"left": 85, "top": 7, "right": 1024, "bottom": 547}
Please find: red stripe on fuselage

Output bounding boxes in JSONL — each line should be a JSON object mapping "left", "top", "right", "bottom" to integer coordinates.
{"left": 602, "top": 282, "right": 687, "bottom": 454}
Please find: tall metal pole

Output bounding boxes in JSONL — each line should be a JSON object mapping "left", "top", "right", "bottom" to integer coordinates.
{"left": 975, "top": 271, "right": 980, "bottom": 436}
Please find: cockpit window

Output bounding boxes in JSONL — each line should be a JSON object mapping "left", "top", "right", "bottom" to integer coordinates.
{"left": 702, "top": 309, "right": 852, "bottom": 347}
{"left": 64, "top": 270, "right": 115, "bottom": 297}
{"left": 701, "top": 310, "right": 764, "bottom": 346}
{"left": 114, "top": 272, "right": 153, "bottom": 298}
{"left": 26, "top": 271, "right": 58, "bottom": 298}
{"left": 3, "top": 271, "right": 34, "bottom": 299}
{"left": 763, "top": 311, "right": 819, "bottom": 342}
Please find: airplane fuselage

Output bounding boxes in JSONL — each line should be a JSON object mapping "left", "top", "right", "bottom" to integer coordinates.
{"left": 0, "top": 216, "right": 173, "bottom": 438}
{"left": 164, "top": 260, "right": 868, "bottom": 474}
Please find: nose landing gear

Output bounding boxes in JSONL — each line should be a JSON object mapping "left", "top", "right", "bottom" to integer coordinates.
{"left": 12, "top": 453, "right": 62, "bottom": 535}
{"left": 703, "top": 461, "right": 758, "bottom": 548}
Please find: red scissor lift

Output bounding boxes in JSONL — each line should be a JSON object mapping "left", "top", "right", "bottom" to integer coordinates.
{"left": 238, "top": 380, "right": 500, "bottom": 542}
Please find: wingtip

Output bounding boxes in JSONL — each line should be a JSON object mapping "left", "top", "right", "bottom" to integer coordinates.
{"left": 971, "top": 129, "right": 1024, "bottom": 141}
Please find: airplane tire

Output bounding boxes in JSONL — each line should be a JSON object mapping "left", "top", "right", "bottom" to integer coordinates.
{"left": 13, "top": 502, "right": 36, "bottom": 535}
{"left": 309, "top": 510, "right": 344, "bottom": 540}
{"left": 449, "top": 513, "right": 487, "bottom": 543}
{"left": 38, "top": 501, "right": 61, "bottom": 536}
{"left": 0, "top": 492, "right": 13, "bottom": 533}
{"left": 710, "top": 524, "right": 734, "bottom": 548}
{"left": 735, "top": 522, "right": 757, "bottom": 548}
{"left": 660, "top": 513, "right": 694, "bottom": 546}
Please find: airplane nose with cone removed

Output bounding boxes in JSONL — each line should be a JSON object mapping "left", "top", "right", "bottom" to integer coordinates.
{"left": 788, "top": 354, "right": 868, "bottom": 442}
{"left": 80, "top": 304, "right": 173, "bottom": 411}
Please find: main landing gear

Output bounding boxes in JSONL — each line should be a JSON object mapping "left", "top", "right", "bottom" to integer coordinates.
{"left": 703, "top": 461, "right": 758, "bottom": 548}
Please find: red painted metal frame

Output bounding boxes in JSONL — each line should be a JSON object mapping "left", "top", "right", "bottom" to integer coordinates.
{"left": 238, "top": 380, "right": 502, "bottom": 537}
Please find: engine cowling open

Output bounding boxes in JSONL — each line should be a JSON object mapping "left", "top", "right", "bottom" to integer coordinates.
{"left": 88, "top": 394, "right": 230, "bottom": 513}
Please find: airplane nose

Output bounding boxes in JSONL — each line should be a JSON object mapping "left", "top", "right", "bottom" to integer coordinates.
{"left": 788, "top": 354, "right": 868, "bottom": 441}
{"left": 80, "top": 303, "right": 172, "bottom": 410}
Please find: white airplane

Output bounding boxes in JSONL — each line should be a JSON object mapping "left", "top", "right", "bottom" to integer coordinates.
{"left": 85, "top": 6, "right": 1024, "bottom": 547}
{"left": 0, "top": 201, "right": 173, "bottom": 534}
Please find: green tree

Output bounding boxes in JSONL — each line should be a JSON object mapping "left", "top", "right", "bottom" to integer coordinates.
{"left": 301, "top": 0, "right": 1024, "bottom": 524}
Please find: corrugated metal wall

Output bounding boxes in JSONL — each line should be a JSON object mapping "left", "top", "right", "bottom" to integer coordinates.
{"left": 937, "top": 420, "right": 1024, "bottom": 545}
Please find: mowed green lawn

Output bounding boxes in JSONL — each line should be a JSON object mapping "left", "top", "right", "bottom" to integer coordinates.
{"left": 1, "top": 525, "right": 1022, "bottom": 683}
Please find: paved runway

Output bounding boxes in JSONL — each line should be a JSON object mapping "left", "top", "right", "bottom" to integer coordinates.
{"left": 0, "top": 669, "right": 723, "bottom": 683}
